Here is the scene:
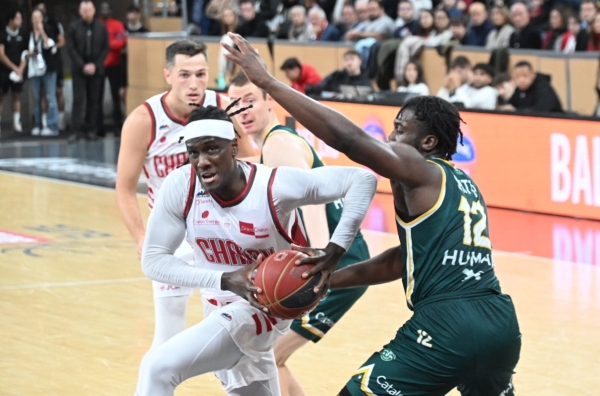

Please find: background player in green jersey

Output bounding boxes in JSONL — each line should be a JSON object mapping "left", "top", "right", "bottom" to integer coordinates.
{"left": 227, "top": 72, "right": 370, "bottom": 396}
{"left": 222, "top": 33, "right": 521, "bottom": 396}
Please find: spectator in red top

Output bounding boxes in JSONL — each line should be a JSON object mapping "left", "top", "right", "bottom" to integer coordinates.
{"left": 280, "top": 58, "right": 322, "bottom": 94}
{"left": 99, "top": 1, "right": 127, "bottom": 133}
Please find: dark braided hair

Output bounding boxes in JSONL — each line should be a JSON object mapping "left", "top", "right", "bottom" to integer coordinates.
{"left": 399, "top": 96, "right": 464, "bottom": 160}
{"left": 178, "top": 98, "right": 253, "bottom": 143}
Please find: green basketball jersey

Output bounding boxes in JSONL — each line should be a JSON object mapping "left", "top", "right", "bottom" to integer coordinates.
{"left": 261, "top": 125, "right": 368, "bottom": 264}
{"left": 396, "top": 158, "right": 501, "bottom": 310}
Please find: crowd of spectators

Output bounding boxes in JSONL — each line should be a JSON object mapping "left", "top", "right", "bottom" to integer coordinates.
{"left": 0, "top": 1, "right": 148, "bottom": 139}
{"left": 189, "top": 0, "right": 599, "bottom": 115}
{"left": 1, "top": 0, "right": 598, "bottom": 140}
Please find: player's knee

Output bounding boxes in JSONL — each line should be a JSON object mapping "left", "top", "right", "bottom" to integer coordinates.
{"left": 140, "top": 350, "right": 181, "bottom": 388}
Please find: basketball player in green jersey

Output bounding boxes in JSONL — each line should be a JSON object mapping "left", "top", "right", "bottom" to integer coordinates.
{"left": 227, "top": 71, "right": 370, "bottom": 396}
{"left": 223, "top": 33, "right": 521, "bottom": 396}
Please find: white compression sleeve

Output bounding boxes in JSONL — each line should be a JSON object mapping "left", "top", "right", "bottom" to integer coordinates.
{"left": 141, "top": 166, "right": 224, "bottom": 290}
{"left": 270, "top": 166, "right": 377, "bottom": 251}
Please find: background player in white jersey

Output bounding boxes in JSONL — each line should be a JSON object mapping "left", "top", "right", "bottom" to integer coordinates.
{"left": 227, "top": 71, "right": 370, "bottom": 396}
{"left": 115, "top": 39, "right": 253, "bottom": 380}
{"left": 136, "top": 104, "right": 377, "bottom": 396}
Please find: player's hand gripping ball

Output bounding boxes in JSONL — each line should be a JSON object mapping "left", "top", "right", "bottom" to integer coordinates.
{"left": 253, "top": 250, "right": 322, "bottom": 319}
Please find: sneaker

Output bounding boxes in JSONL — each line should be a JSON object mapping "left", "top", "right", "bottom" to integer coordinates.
{"left": 32, "top": 127, "right": 41, "bottom": 136}
{"left": 13, "top": 120, "right": 22, "bottom": 133}
{"left": 41, "top": 128, "right": 59, "bottom": 136}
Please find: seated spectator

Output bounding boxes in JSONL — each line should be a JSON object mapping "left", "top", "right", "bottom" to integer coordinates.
{"left": 492, "top": 72, "right": 515, "bottom": 108}
{"left": 394, "top": 9, "right": 452, "bottom": 82}
{"left": 465, "top": 2, "right": 494, "bottom": 47}
{"left": 580, "top": 0, "right": 598, "bottom": 32}
{"left": 542, "top": 6, "right": 574, "bottom": 53}
{"left": 436, "top": 55, "right": 473, "bottom": 101}
{"left": 126, "top": 5, "right": 149, "bottom": 33}
{"left": 347, "top": 0, "right": 395, "bottom": 63}
{"left": 287, "top": 5, "right": 312, "bottom": 42}
{"left": 280, "top": 57, "right": 322, "bottom": 93}
{"left": 355, "top": 0, "right": 370, "bottom": 24}
{"left": 505, "top": 61, "right": 563, "bottom": 113}
{"left": 448, "top": 16, "right": 469, "bottom": 46}
{"left": 396, "top": 60, "right": 429, "bottom": 95}
{"left": 393, "top": 0, "right": 419, "bottom": 38}
{"left": 588, "top": 13, "right": 600, "bottom": 51}
{"left": 309, "top": 7, "right": 341, "bottom": 41}
{"left": 336, "top": 4, "right": 359, "bottom": 37}
{"left": 306, "top": 50, "right": 372, "bottom": 96}
{"left": 438, "top": 63, "right": 497, "bottom": 110}
{"left": 235, "top": 0, "right": 270, "bottom": 38}
{"left": 568, "top": 15, "right": 591, "bottom": 51}
{"left": 441, "top": 0, "right": 463, "bottom": 18}
{"left": 509, "top": 2, "right": 542, "bottom": 49}
{"left": 486, "top": 6, "right": 514, "bottom": 49}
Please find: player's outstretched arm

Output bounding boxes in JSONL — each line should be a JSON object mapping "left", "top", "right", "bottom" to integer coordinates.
{"left": 330, "top": 246, "right": 404, "bottom": 289}
{"left": 222, "top": 33, "right": 436, "bottom": 187}
{"left": 272, "top": 166, "right": 378, "bottom": 292}
{"left": 116, "top": 105, "right": 152, "bottom": 259}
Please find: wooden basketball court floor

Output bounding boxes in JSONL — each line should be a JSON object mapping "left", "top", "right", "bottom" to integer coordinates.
{"left": 1, "top": 170, "right": 599, "bottom": 396}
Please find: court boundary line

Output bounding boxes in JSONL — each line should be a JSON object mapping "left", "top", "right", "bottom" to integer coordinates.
{"left": 0, "top": 170, "right": 147, "bottom": 197}
{"left": 2, "top": 172, "right": 594, "bottom": 268}
{"left": 0, "top": 277, "right": 149, "bottom": 291}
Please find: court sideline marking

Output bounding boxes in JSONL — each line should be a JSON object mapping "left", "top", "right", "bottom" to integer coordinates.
{"left": 0, "top": 277, "right": 149, "bottom": 291}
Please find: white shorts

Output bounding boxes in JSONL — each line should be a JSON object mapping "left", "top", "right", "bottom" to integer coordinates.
{"left": 152, "top": 241, "right": 196, "bottom": 299}
{"left": 204, "top": 297, "right": 291, "bottom": 392}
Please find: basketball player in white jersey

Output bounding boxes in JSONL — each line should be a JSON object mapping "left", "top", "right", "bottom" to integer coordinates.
{"left": 115, "top": 39, "right": 254, "bottom": 382}
{"left": 135, "top": 104, "right": 377, "bottom": 396}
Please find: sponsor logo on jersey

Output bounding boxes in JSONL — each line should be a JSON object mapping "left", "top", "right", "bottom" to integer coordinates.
{"left": 195, "top": 237, "right": 275, "bottom": 265}
{"left": 376, "top": 376, "right": 403, "bottom": 395}
{"left": 221, "top": 312, "right": 233, "bottom": 321}
{"left": 380, "top": 349, "right": 396, "bottom": 362}
{"left": 202, "top": 210, "right": 209, "bottom": 219}
{"left": 315, "top": 312, "right": 335, "bottom": 328}
{"left": 239, "top": 221, "right": 270, "bottom": 239}
{"left": 159, "top": 284, "right": 181, "bottom": 291}
{"left": 159, "top": 124, "right": 169, "bottom": 130}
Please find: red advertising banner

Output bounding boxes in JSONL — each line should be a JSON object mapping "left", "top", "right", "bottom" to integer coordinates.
{"left": 274, "top": 101, "right": 600, "bottom": 220}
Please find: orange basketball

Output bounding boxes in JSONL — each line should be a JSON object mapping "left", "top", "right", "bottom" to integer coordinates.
{"left": 253, "top": 250, "right": 322, "bottom": 320}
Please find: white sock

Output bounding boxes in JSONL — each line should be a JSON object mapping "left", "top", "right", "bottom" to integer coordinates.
{"left": 13, "top": 113, "right": 20, "bottom": 124}
{"left": 42, "top": 113, "right": 48, "bottom": 128}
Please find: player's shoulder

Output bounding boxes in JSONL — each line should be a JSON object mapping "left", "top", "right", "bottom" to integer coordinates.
{"left": 163, "top": 163, "right": 193, "bottom": 191}
{"left": 123, "top": 103, "right": 153, "bottom": 129}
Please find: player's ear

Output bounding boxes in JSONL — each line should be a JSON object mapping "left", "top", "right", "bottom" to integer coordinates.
{"left": 421, "top": 134, "right": 438, "bottom": 152}
{"left": 231, "top": 139, "right": 239, "bottom": 157}
{"left": 164, "top": 67, "right": 172, "bottom": 85}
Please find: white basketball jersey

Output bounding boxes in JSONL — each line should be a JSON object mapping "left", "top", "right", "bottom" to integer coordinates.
{"left": 143, "top": 90, "right": 220, "bottom": 208}
{"left": 182, "top": 162, "right": 308, "bottom": 301}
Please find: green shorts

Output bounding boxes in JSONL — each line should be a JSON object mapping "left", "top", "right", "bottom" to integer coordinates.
{"left": 291, "top": 236, "right": 369, "bottom": 343}
{"left": 341, "top": 292, "right": 521, "bottom": 396}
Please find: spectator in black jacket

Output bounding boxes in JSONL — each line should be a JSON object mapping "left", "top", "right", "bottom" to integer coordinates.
{"left": 235, "top": 0, "right": 270, "bottom": 38}
{"left": 509, "top": 3, "right": 542, "bottom": 49}
{"left": 503, "top": 61, "right": 563, "bottom": 113}
{"left": 305, "top": 50, "right": 372, "bottom": 96}
{"left": 67, "top": 0, "right": 109, "bottom": 141}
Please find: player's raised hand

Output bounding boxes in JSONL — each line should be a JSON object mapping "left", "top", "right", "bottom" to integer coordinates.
{"left": 291, "top": 243, "right": 346, "bottom": 294}
{"left": 221, "top": 32, "right": 272, "bottom": 89}
{"left": 221, "top": 254, "right": 269, "bottom": 313}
